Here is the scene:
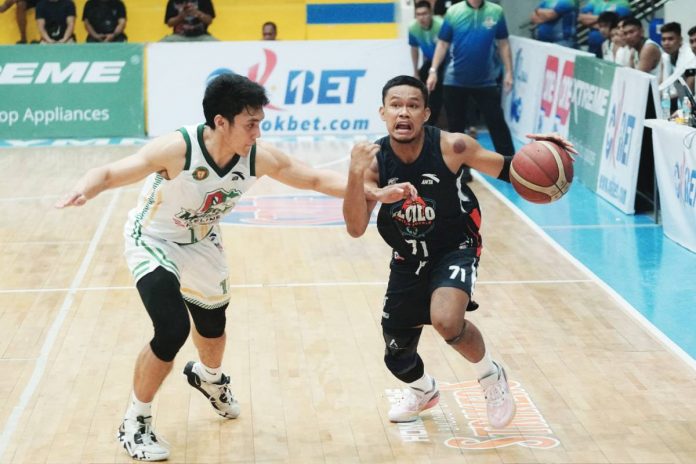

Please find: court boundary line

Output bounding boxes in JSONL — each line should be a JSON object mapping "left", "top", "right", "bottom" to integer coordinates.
{"left": 0, "top": 279, "right": 594, "bottom": 295}
{"left": 474, "top": 172, "right": 696, "bottom": 373}
{"left": 0, "top": 191, "right": 122, "bottom": 461}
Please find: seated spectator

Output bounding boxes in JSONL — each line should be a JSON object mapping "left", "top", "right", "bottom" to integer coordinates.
{"left": 579, "top": 0, "right": 631, "bottom": 57}
{"left": 661, "top": 22, "right": 696, "bottom": 98}
{"left": 597, "top": 11, "right": 619, "bottom": 60}
{"left": 36, "top": 0, "right": 76, "bottom": 44}
{"left": 162, "top": 0, "right": 216, "bottom": 42}
{"left": 613, "top": 19, "right": 636, "bottom": 67}
{"left": 261, "top": 21, "right": 277, "bottom": 40}
{"left": 622, "top": 17, "right": 662, "bottom": 77}
{"left": 83, "top": 0, "right": 127, "bottom": 42}
{"left": 530, "top": 0, "right": 578, "bottom": 48}
{"left": 688, "top": 26, "right": 696, "bottom": 92}
{"left": 0, "top": 0, "right": 37, "bottom": 43}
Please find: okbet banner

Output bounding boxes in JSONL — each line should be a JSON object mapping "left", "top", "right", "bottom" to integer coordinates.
{"left": 596, "top": 66, "right": 656, "bottom": 213}
{"left": 569, "top": 56, "right": 617, "bottom": 191}
{"left": 0, "top": 44, "right": 144, "bottom": 138}
{"left": 147, "top": 40, "right": 412, "bottom": 136}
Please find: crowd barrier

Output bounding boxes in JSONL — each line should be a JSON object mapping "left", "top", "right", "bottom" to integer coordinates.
{"left": 646, "top": 119, "right": 696, "bottom": 253}
{"left": 504, "top": 37, "right": 658, "bottom": 215}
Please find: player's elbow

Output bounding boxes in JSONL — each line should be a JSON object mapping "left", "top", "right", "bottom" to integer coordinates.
{"left": 345, "top": 222, "right": 367, "bottom": 238}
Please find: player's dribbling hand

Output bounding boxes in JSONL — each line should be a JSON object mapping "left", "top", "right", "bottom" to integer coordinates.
{"left": 55, "top": 191, "right": 87, "bottom": 208}
{"left": 349, "top": 141, "right": 380, "bottom": 172}
{"left": 373, "top": 182, "right": 418, "bottom": 204}
{"left": 526, "top": 133, "right": 578, "bottom": 158}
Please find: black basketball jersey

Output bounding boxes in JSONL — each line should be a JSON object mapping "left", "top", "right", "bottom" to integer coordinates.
{"left": 376, "top": 126, "right": 482, "bottom": 262}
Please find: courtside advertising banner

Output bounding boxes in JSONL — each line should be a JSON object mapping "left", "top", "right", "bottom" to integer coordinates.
{"left": 503, "top": 37, "right": 547, "bottom": 140}
{"left": 596, "top": 67, "right": 655, "bottom": 213}
{"left": 0, "top": 44, "right": 144, "bottom": 138}
{"left": 533, "top": 45, "right": 592, "bottom": 137}
{"left": 647, "top": 119, "right": 696, "bottom": 253}
{"left": 569, "top": 56, "right": 616, "bottom": 190}
{"left": 146, "top": 40, "right": 412, "bottom": 137}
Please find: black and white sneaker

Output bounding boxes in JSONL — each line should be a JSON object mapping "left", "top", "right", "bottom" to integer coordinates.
{"left": 117, "top": 415, "right": 170, "bottom": 461}
{"left": 183, "top": 361, "right": 241, "bottom": 419}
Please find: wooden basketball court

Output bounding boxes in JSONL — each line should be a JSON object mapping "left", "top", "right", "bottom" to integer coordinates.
{"left": 0, "top": 142, "right": 695, "bottom": 463}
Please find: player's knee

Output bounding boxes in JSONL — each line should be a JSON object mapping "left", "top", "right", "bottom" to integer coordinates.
{"left": 383, "top": 327, "right": 424, "bottom": 382}
{"left": 436, "top": 319, "right": 466, "bottom": 346}
{"left": 432, "top": 316, "right": 466, "bottom": 343}
{"left": 150, "top": 315, "right": 190, "bottom": 362}
{"left": 188, "top": 301, "right": 227, "bottom": 338}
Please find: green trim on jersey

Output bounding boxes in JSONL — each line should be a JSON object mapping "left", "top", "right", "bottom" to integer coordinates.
{"left": 178, "top": 127, "right": 192, "bottom": 171}
{"left": 182, "top": 294, "right": 228, "bottom": 310}
{"left": 197, "top": 123, "right": 241, "bottom": 178}
{"left": 130, "top": 174, "right": 165, "bottom": 242}
{"left": 250, "top": 144, "right": 256, "bottom": 177}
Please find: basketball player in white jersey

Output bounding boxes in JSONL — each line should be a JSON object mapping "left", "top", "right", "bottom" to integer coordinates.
{"left": 56, "top": 74, "right": 415, "bottom": 461}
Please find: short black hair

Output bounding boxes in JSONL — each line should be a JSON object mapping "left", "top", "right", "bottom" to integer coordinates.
{"left": 203, "top": 74, "right": 269, "bottom": 128}
{"left": 689, "top": 25, "right": 696, "bottom": 36}
{"left": 382, "top": 75, "right": 429, "bottom": 107}
{"left": 262, "top": 21, "right": 277, "bottom": 31}
{"left": 597, "top": 11, "right": 619, "bottom": 28}
{"left": 415, "top": 0, "right": 432, "bottom": 9}
{"left": 661, "top": 22, "right": 682, "bottom": 36}
{"left": 622, "top": 17, "right": 642, "bottom": 30}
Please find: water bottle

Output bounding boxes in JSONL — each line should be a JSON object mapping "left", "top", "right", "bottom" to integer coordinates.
{"left": 660, "top": 90, "right": 672, "bottom": 120}
{"left": 683, "top": 97, "right": 692, "bottom": 125}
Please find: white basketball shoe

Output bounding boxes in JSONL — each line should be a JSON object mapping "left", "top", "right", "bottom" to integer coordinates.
{"left": 388, "top": 378, "right": 440, "bottom": 423}
{"left": 117, "top": 415, "right": 170, "bottom": 461}
{"left": 479, "top": 361, "right": 516, "bottom": 428}
{"left": 183, "top": 361, "right": 241, "bottom": 419}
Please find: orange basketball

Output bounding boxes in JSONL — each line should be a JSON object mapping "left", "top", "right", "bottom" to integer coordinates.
{"left": 510, "top": 140, "right": 574, "bottom": 204}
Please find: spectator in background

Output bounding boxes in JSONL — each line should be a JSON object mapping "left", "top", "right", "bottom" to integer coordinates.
{"left": 0, "top": 0, "right": 36, "bottom": 43}
{"left": 597, "top": 11, "right": 618, "bottom": 60}
{"left": 579, "top": 0, "right": 631, "bottom": 57}
{"left": 409, "top": 1, "right": 446, "bottom": 126}
{"left": 622, "top": 16, "right": 662, "bottom": 77}
{"left": 690, "top": 26, "right": 696, "bottom": 56}
{"left": 427, "top": 0, "right": 515, "bottom": 182}
{"left": 261, "top": 21, "right": 277, "bottom": 40}
{"left": 83, "top": 0, "right": 127, "bottom": 42}
{"left": 688, "top": 26, "right": 696, "bottom": 92}
{"left": 163, "top": 0, "right": 216, "bottom": 42}
{"left": 433, "top": 0, "right": 462, "bottom": 16}
{"left": 530, "top": 0, "right": 578, "bottom": 48}
{"left": 36, "top": 0, "right": 76, "bottom": 44}
{"left": 660, "top": 22, "right": 696, "bottom": 100}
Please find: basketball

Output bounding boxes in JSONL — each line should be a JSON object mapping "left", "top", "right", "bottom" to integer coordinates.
{"left": 510, "top": 140, "right": 574, "bottom": 204}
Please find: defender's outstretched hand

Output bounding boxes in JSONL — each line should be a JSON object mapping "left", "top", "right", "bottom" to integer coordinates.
{"left": 526, "top": 133, "right": 578, "bottom": 157}
{"left": 55, "top": 191, "right": 88, "bottom": 208}
{"left": 373, "top": 182, "right": 418, "bottom": 204}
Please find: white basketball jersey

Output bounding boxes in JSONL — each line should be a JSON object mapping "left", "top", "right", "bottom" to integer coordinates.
{"left": 125, "top": 124, "right": 257, "bottom": 244}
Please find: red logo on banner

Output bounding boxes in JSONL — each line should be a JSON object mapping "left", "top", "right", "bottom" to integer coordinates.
{"left": 540, "top": 55, "right": 559, "bottom": 118}
{"left": 555, "top": 60, "right": 574, "bottom": 126}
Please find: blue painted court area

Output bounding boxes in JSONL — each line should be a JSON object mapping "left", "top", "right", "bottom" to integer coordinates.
{"left": 478, "top": 133, "right": 696, "bottom": 363}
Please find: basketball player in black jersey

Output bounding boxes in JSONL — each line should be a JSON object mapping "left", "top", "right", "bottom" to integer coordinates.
{"left": 343, "top": 75, "right": 576, "bottom": 428}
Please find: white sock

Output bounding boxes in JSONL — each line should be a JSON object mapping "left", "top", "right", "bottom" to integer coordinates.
{"left": 196, "top": 362, "right": 222, "bottom": 383}
{"left": 125, "top": 391, "right": 152, "bottom": 420}
{"left": 408, "top": 372, "right": 434, "bottom": 393}
{"left": 472, "top": 349, "right": 498, "bottom": 380}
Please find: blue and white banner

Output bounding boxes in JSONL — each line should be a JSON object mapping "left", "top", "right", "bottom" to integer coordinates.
{"left": 647, "top": 119, "right": 696, "bottom": 253}
{"left": 596, "top": 67, "right": 655, "bottom": 213}
{"left": 146, "top": 40, "right": 411, "bottom": 137}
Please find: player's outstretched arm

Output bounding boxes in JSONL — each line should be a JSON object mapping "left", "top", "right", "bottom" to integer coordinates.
{"left": 55, "top": 131, "right": 185, "bottom": 208}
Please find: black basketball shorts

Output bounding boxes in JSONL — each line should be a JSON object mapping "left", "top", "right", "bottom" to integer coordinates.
{"left": 381, "top": 248, "right": 479, "bottom": 329}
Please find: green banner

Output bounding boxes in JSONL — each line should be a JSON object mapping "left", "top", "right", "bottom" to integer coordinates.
{"left": 569, "top": 56, "right": 616, "bottom": 190}
{"left": 0, "top": 43, "right": 144, "bottom": 138}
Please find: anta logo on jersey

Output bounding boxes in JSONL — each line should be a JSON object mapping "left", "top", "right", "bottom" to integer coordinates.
{"left": 391, "top": 196, "right": 436, "bottom": 238}
{"left": 174, "top": 188, "right": 242, "bottom": 228}
{"left": 421, "top": 173, "right": 440, "bottom": 185}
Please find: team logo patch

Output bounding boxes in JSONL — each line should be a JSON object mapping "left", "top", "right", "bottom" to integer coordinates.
{"left": 483, "top": 16, "right": 496, "bottom": 29}
{"left": 192, "top": 167, "right": 209, "bottom": 181}
{"left": 390, "top": 195, "right": 436, "bottom": 238}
